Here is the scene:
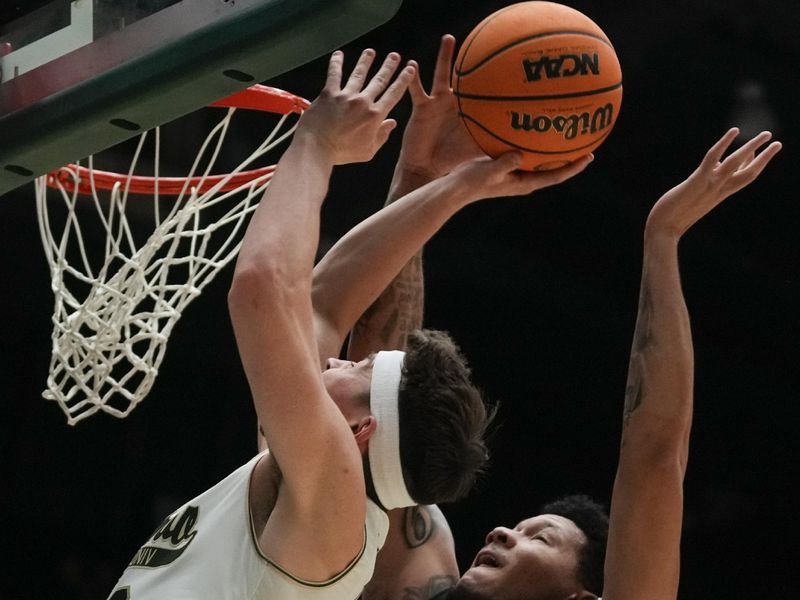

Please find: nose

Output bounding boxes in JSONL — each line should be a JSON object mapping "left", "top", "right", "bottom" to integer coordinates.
{"left": 326, "top": 357, "right": 347, "bottom": 370}
{"left": 485, "top": 526, "right": 518, "bottom": 548}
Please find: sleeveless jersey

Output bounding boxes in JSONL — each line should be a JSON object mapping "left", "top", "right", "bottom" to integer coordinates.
{"left": 108, "top": 452, "right": 389, "bottom": 600}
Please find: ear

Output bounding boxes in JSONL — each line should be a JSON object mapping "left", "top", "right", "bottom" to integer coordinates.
{"left": 352, "top": 415, "right": 377, "bottom": 447}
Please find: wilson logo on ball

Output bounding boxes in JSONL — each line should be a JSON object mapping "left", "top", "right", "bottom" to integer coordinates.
{"left": 452, "top": 2, "right": 623, "bottom": 170}
{"left": 522, "top": 53, "right": 600, "bottom": 82}
{"left": 510, "top": 103, "right": 614, "bottom": 139}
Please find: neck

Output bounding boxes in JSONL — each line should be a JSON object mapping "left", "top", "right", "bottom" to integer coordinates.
{"left": 362, "top": 453, "right": 387, "bottom": 511}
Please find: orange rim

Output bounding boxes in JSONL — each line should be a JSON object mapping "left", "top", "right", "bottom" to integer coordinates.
{"left": 210, "top": 84, "right": 310, "bottom": 113}
{"left": 47, "top": 84, "right": 309, "bottom": 195}
{"left": 46, "top": 164, "right": 278, "bottom": 195}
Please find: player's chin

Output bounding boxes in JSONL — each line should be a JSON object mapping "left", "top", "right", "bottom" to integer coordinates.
{"left": 457, "top": 565, "right": 499, "bottom": 597}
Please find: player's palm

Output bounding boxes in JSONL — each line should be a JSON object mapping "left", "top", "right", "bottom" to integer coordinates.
{"left": 402, "top": 95, "right": 482, "bottom": 175}
{"left": 648, "top": 129, "right": 781, "bottom": 237}
{"left": 398, "top": 35, "right": 485, "bottom": 178}
{"left": 455, "top": 152, "right": 593, "bottom": 202}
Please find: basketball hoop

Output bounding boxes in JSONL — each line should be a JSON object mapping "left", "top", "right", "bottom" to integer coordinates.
{"left": 35, "top": 85, "right": 310, "bottom": 425}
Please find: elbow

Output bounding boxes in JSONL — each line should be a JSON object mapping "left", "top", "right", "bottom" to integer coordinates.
{"left": 309, "top": 276, "right": 348, "bottom": 338}
{"left": 228, "top": 266, "right": 257, "bottom": 314}
{"left": 228, "top": 259, "right": 294, "bottom": 317}
{"left": 619, "top": 412, "right": 691, "bottom": 477}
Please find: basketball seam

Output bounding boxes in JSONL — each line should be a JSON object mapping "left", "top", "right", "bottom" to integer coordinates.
{"left": 454, "top": 81, "right": 622, "bottom": 102}
{"left": 458, "top": 112, "right": 614, "bottom": 155}
{"left": 454, "top": 5, "right": 521, "bottom": 153}
{"left": 454, "top": 31, "right": 615, "bottom": 78}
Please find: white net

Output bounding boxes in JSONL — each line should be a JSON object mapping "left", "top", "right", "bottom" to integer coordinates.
{"left": 35, "top": 101, "right": 302, "bottom": 424}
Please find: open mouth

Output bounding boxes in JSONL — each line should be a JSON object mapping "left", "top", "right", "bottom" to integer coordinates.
{"left": 474, "top": 550, "right": 500, "bottom": 568}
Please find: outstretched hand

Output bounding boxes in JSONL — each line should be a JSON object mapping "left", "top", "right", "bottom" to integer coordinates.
{"left": 647, "top": 128, "right": 782, "bottom": 237}
{"left": 397, "top": 34, "right": 485, "bottom": 178}
{"left": 452, "top": 151, "right": 594, "bottom": 203}
{"left": 296, "top": 49, "right": 416, "bottom": 165}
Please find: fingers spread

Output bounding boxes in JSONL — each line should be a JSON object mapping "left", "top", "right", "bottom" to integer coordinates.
{"left": 376, "top": 64, "right": 416, "bottom": 113}
{"left": 362, "top": 52, "right": 402, "bottom": 99}
{"left": 344, "top": 48, "right": 377, "bottom": 92}
{"left": 719, "top": 130, "right": 773, "bottom": 175}
{"left": 731, "top": 140, "right": 782, "bottom": 188}
{"left": 702, "top": 127, "right": 739, "bottom": 170}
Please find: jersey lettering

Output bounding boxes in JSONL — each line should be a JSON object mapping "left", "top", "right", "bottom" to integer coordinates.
{"left": 128, "top": 505, "right": 199, "bottom": 568}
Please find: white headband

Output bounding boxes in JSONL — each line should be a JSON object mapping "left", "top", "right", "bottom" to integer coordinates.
{"left": 369, "top": 350, "right": 416, "bottom": 509}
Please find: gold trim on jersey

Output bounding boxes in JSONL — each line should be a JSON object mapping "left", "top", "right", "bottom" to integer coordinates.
{"left": 246, "top": 455, "right": 368, "bottom": 587}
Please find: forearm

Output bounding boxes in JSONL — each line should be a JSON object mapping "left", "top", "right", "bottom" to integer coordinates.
{"left": 345, "top": 167, "right": 435, "bottom": 359}
{"left": 346, "top": 248, "right": 423, "bottom": 359}
{"left": 604, "top": 129, "right": 780, "bottom": 600}
{"left": 235, "top": 137, "right": 332, "bottom": 281}
{"left": 231, "top": 137, "right": 334, "bottom": 455}
{"left": 621, "top": 226, "right": 693, "bottom": 448}
{"left": 313, "top": 172, "right": 469, "bottom": 352}
{"left": 344, "top": 33, "right": 468, "bottom": 358}
{"left": 603, "top": 227, "right": 692, "bottom": 600}
{"left": 388, "top": 162, "right": 442, "bottom": 202}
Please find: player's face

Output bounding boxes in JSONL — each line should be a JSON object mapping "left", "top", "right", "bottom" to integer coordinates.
{"left": 455, "top": 514, "right": 588, "bottom": 600}
{"left": 322, "top": 355, "right": 374, "bottom": 419}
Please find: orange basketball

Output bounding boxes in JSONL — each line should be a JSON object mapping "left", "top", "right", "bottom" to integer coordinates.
{"left": 452, "top": 1, "right": 622, "bottom": 171}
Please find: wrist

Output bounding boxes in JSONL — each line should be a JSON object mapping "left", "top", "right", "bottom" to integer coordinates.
{"left": 643, "top": 221, "right": 681, "bottom": 249}
{"left": 393, "top": 160, "right": 443, "bottom": 182}
{"left": 288, "top": 131, "right": 337, "bottom": 169}
{"left": 428, "top": 170, "right": 477, "bottom": 210}
{"left": 388, "top": 165, "right": 440, "bottom": 203}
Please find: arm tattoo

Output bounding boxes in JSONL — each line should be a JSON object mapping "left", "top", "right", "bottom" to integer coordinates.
{"left": 401, "top": 575, "right": 457, "bottom": 600}
{"left": 623, "top": 269, "right": 654, "bottom": 423}
{"left": 403, "top": 505, "right": 434, "bottom": 548}
{"left": 352, "top": 253, "right": 424, "bottom": 350}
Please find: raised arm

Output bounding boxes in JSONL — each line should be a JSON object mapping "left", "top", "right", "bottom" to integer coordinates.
{"left": 228, "top": 49, "right": 413, "bottom": 580}
{"left": 312, "top": 147, "right": 582, "bottom": 366}
{"left": 349, "top": 35, "right": 491, "bottom": 361}
{"left": 603, "top": 129, "right": 781, "bottom": 600}
{"left": 313, "top": 35, "right": 486, "bottom": 363}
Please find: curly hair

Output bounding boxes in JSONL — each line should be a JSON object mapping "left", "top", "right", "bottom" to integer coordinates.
{"left": 540, "top": 494, "right": 609, "bottom": 596}
{"left": 396, "top": 329, "right": 495, "bottom": 505}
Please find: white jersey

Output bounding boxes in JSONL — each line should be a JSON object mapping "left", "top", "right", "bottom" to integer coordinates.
{"left": 108, "top": 452, "right": 389, "bottom": 600}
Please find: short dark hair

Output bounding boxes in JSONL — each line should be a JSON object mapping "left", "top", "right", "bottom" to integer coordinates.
{"left": 397, "top": 329, "right": 494, "bottom": 505}
{"left": 540, "top": 494, "right": 609, "bottom": 596}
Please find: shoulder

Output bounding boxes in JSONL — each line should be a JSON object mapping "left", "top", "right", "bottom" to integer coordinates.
{"left": 362, "top": 505, "right": 458, "bottom": 600}
{"left": 400, "top": 505, "right": 454, "bottom": 550}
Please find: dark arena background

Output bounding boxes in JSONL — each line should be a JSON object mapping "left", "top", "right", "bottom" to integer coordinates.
{"left": 1, "top": 0, "right": 798, "bottom": 597}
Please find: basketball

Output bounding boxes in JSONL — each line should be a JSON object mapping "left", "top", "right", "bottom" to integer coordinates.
{"left": 452, "top": 1, "right": 622, "bottom": 171}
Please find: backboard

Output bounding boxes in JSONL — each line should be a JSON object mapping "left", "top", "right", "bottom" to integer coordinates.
{"left": 0, "top": 0, "right": 403, "bottom": 196}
